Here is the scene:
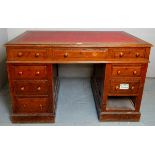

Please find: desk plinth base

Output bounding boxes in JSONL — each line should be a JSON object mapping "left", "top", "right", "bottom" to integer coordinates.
{"left": 94, "top": 95, "right": 141, "bottom": 122}
{"left": 97, "top": 112, "right": 141, "bottom": 122}
{"left": 11, "top": 114, "right": 55, "bottom": 123}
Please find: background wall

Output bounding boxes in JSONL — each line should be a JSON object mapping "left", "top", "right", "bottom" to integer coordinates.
{"left": 7, "top": 28, "right": 155, "bottom": 78}
{"left": 0, "top": 29, "right": 8, "bottom": 88}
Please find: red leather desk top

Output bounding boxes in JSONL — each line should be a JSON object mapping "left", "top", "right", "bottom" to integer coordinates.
{"left": 6, "top": 31, "right": 152, "bottom": 47}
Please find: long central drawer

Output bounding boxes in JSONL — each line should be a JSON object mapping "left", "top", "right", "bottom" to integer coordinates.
{"left": 52, "top": 48, "right": 109, "bottom": 59}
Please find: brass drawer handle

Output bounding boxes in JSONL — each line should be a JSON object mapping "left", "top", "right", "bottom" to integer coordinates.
{"left": 18, "top": 71, "right": 23, "bottom": 75}
{"left": 17, "top": 52, "right": 23, "bottom": 57}
{"left": 21, "top": 87, "right": 25, "bottom": 91}
{"left": 64, "top": 53, "right": 68, "bottom": 58}
{"left": 35, "top": 71, "right": 40, "bottom": 75}
{"left": 117, "top": 70, "right": 121, "bottom": 75}
{"left": 37, "top": 87, "right": 41, "bottom": 91}
{"left": 35, "top": 53, "right": 40, "bottom": 57}
{"left": 131, "top": 86, "right": 135, "bottom": 90}
{"left": 133, "top": 71, "right": 137, "bottom": 75}
{"left": 119, "top": 52, "right": 124, "bottom": 57}
{"left": 115, "top": 85, "right": 119, "bottom": 90}
{"left": 136, "top": 53, "right": 140, "bottom": 57}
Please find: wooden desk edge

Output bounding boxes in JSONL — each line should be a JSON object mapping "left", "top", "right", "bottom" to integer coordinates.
{"left": 4, "top": 43, "right": 153, "bottom": 48}
{"left": 6, "top": 60, "right": 149, "bottom": 64}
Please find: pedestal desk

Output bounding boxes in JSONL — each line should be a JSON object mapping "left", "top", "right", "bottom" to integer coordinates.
{"left": 5, "top": 31, "right": 152, "bottom": 123}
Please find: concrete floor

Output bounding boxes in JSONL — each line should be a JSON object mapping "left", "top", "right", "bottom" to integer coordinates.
{"left": 0, "top": 78, "right": 155, "bottom": 126}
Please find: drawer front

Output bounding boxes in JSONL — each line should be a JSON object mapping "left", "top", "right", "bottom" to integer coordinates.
{"left": 112, "top": 65, "right": 142, "bottom": 77}
{"left": 14, "top": 97, "right": 51, "bottom": 113}
{"left": 52, "top": 48, "right": 108, "bottom": 59}
{"left": 14, "top": 81, "right": 49, "bottom": 96}
{"left": 110, "top": 48, "right": 146, "bottom": 59}
{"left": 14, "top": 65, "right": 47, "bottom": 80}
{"left": 7, "top": 48, "right": 48, "bottom": 61}
{"left": 109, "top": 78, "right": 140, "bottom": 95}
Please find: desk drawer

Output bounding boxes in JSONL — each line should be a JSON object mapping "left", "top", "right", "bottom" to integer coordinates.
{"left": 7, "top": 48, "right": 48, "bottom": 61}
{"left": 14, "top": 65, "right": 47, "bottom": 80}
{"left": 52, "top": 48, "right": 108, "bottom": 59}
{"left": 14, "top": 97, "right": 51, "bottom": 114}
{"left": 14, "top": 80, "right": 49, "bottom": 96}
{"left": 112, "top": 65, "right": 142, "bottom": 77}
{"left": 110, "top": 48, "right": 146, "bottom": 59}
{"left": 109, "top": 78, "right": 141, "bottom": 95}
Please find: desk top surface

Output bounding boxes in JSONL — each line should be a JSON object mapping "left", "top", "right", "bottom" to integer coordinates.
{"left": 6, "top": 31, "right": 152, "bottom": 47}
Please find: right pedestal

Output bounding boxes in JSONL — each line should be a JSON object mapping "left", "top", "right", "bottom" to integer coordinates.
{"left": 91, "top": 63, "right": 148, "bottom": 122}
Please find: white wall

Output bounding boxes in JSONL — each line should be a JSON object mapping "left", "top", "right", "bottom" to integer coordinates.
{"left": 7, "top": 28, "right": 155, "bottom": 77}
{"left": 0, "top": 29, "right": 8, "bottom": 88}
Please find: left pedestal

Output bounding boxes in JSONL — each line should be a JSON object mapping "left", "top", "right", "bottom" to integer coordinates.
{"left": 7, "top": 64, "right": 59, "bottom": 123}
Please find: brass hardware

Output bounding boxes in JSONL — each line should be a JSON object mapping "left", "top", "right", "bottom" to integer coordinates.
{"left": 37, "top": 87, "right": 41, "bottom": 91}
{"left": 35, "top": 71, "right": 40, "bottom": 75}
{"left": 40, "top": 104, "right": 43, "bottom": 110}
{"left": 115, "top": 85, "right": 119, "bottom": 90}
{"left": 64, "top": 53, "right": 68, "bottom": 57}
{"left": 17, "top": 52, "right": 23, "bottom": 57}
{"left": 117, "top": 70, "right": 121, "bottom": 75}
{"left": 92, "top": 52, "right": 97, "bottom": 56}
{"left": 119, "top": 52, "right": 124, "bottom": 57}
{"left": 21, "top": 87, "right": 25, "bottom": 91}
{"left": 133, "top": 71, "right": 137, "bottom": 75}
{"left": 136, "top": 53, "right": 140, "bottom": 57}
{"left": 35, "top": 53, "right": 40, "bottom": 57}
{"left": 18, "top": 71, "right": 23, "bottom": 75}
{"left": 131, "top": 86, "right": 135, "bottom": 90}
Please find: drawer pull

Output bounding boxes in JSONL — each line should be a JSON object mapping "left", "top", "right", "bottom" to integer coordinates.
{"left": 117, "top": 70, "right": 121, "bottom": 75}
{"left": 18, "top": 71, "right": 23, "bottom": 75}
{"left": 119, "top": 52, "right": 124, "bottom": 57}
{"left": 133, "top": 71, "right": 137, "bottom": 75}
{"left": 136, "top": 53, "right": 140, "bottom": 57}
{"left": 35, "top": 71, "right": 40, "bottom": 75}
{"left": 21, "top": 87, "right": 25, "bottom": 91}
{"left": 64, "top": 53, "right": 68, "bottom": 58}
{"left": 37, "top": 87, "right": 41, "bottom": 91}
{"left": 40, "top": 104, "right": 43, "bottom": 110}
{"left": 17, "top": 52, "right": 23, "bottom": 57}
{"left": 115, "top": 85, "right": 119, "bottom": 90}
{"left": 131, "top": 86, "right": 135, "bottom": 90}
{"left": 35, "top": 53, "right": 40, "bottom": 57}
{"left": 92, "top": 52, "right": 97, "bottom": 56}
